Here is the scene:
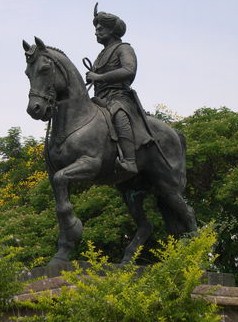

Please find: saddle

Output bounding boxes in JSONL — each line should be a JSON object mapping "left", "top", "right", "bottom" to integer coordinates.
{"left": 91, "top": 95, "right": 153, "bottom": 151}
{"left": 91, "top": 96, "right": 118, "bottom": 142}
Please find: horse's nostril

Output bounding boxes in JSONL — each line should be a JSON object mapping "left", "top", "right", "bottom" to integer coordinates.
{"left": 33, "top": 103, "right": 40, "bottom": 113}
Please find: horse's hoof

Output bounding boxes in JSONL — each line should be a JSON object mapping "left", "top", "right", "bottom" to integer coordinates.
{"left": 47, "top": 256, "right": 70, "bottom": 267}
{"left": 118, "top": 261, "right": 128, "bottom": 268}
{"left": 119, "top": 257, "right": 131, "bottom": 266}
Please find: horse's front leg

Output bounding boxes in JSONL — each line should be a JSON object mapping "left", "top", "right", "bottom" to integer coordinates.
{"left": 48, "top": 155, "right": 101, "bottom": 266}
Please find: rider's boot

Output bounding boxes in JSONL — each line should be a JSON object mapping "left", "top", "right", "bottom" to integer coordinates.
{"left": 114, "top": 110, "right": 138, "bottom": 174}
{"left": 117, "top": 137, "right": 138, "bottom": 174}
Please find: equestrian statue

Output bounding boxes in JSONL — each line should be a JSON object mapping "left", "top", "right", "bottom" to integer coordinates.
{"left": 23, "top": 4, "right": 197, "bottom": 266}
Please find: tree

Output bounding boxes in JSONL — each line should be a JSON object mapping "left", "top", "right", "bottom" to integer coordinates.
{"left": 0, "top": 127, "right": 22, "bottom": 160}
{"left": 0, "top": 127, "right": 46, "bottom": 207}
{"left": 0, "top": 113, "right": 237, "bottom": 277}
{"left": 174, "top": 107, "right": 238, "bottom": 275}
{"left": 154, "top": 103, "right": 182, "bottom": 124}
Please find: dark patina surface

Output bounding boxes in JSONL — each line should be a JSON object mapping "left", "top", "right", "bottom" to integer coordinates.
{"left": 23, "top": 5, "right": 196, "bottom": 265}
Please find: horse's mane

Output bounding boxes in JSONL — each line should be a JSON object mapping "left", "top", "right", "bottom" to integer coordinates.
{"left": 45, "top": 45, "right": 89, "bottom": 97}
{"left": 46, "top": 46, "right": 67, "bottom": 57}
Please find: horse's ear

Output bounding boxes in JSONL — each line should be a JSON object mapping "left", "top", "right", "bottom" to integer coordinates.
{"left": 35, "top": 36, "right": 46, "bottom": 51}
{"left": 22, "top": 40, "right": 31, "bottom": 52}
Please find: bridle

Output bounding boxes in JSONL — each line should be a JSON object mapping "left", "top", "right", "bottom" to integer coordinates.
{"left": 28, "top": 50, "right": 70, "bottom": 173}
{"left": 28, "top": 52, "right": 70, "bottom": 115}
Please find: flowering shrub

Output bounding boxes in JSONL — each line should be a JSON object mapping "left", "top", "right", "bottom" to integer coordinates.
{"left": 0, "top": 236, "right": 24, "bottom": 313}
{"left": 0, "top": 129, "right": 46, "bottom": 208}
{"left": 17, "top": 225, "right": 220, "bottom": 321}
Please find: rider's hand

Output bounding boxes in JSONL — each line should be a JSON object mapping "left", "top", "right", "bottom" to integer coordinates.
{"left": 85, "top": 72, "right": 92, "bottom": 84}
{"left": 86, "top": 71, "right": 103, "bottom": 83}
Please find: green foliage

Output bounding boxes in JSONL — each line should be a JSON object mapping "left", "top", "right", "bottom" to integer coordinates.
{"left": 71, "top": 186, "right": 165, "bottom": 263}
{"left": 71, "top": 185, "right": 135, "bottom": 262}
{"left": 155, "top": 104, "right": 182, "bottom": 124}
{"left": 17, "top": 225, "right": 220, "bottom": 321}
{"left": 0, "top": 119, "right": 235, "bottom": 319}
{"left": 28, "top": 178, "right": 54, "bottom": 213}
{"left": 0, "top": 206, "right": 57, "bottom": 265}
{"left": 174, "top": 107, "right": 238, "bottom": 275}
{"left": 0, "top": 127, "right": 22, "bottom": 160}
{"left": 0, "top": 127, "right": 55, "bottom": 265}
{"left": 0, "top": 236, "right": 24, "bottom": 313}
{"left": 0, "top": 128, "right": 46, "bottom": 208}
{"left": 0, "top": 112, "right": 237, "bottom": 277}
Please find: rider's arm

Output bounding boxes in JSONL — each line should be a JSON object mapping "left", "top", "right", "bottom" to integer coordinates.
{"left": 87, "top": 44, "right": 137, "bottom": 84}
{"left": 101, "top": 44, "right": 137, "bottom": 83}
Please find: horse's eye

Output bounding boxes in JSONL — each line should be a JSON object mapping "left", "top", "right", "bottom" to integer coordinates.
{"left": 40, "top": 64, "right": 51, "bottom": 72}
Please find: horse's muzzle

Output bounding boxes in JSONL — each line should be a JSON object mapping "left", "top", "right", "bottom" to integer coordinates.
{"left": 27, "top": 102, "right": 51, "bottom": 121}
{"left": 27, "top": 102, "right": 43, "bottom": 119}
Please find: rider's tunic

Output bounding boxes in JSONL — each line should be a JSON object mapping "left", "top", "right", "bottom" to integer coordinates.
{"left": 92, "top": 40, "right": 152, "bottom": 149}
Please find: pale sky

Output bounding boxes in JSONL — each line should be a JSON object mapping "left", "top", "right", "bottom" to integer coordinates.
{"left": 1, "top": 0, "right": 238, "bottom": 139}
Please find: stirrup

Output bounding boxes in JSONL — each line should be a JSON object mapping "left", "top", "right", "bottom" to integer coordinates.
{"left": 116, "top": 158, "right": 138, "bottom": 174}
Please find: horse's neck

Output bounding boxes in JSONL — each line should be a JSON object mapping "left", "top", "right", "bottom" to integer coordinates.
{"left": 50, "top": 54, "right": 97, "bottom": 138}
{"left": 52, "top": 88, "right": 96, "bottom": 138}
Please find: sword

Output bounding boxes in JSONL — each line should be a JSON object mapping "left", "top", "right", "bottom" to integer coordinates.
{"left": 130, "top": 89, "right": 172, "bottom": 169}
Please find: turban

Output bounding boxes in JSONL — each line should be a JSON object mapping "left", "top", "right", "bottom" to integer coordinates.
{"left": 93, "top": 11, "right": 127, "bottom": 38}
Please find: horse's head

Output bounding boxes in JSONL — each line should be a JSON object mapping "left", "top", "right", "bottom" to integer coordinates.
{"left": 23, "top": 37, "right": 69, "bottom": 121}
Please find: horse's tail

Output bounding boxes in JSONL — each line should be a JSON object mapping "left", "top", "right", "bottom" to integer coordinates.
{"left": 176, "top": 130, "right": 187, "bottom": 153}
{"left": 175, "top": 129, "right": 187, "bottom": 191}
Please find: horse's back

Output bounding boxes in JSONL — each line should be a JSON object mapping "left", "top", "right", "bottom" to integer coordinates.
{"left": 147, "top": 116, "right": 185, "bottom": 158}
{"left": 138, "top": 116, "right": 187, "bottom": 192}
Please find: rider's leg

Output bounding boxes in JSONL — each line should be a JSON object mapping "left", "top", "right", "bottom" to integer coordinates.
{"left": 113, "top": 109, "right": 138, "bottom": 174}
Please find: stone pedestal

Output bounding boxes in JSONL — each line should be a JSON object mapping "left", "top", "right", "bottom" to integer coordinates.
{"left": 193, "top": 272, "right": 237, "bottom": 321}
{"left": 2, "top": 268, "right": 237, "bottom": 321}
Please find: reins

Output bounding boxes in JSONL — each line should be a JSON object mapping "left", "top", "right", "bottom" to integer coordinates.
{"left": 82, "top": 57, "right": 94, "bottom": 92}
{"left": 44, "top": 118, "right": 56, "bottom": 173}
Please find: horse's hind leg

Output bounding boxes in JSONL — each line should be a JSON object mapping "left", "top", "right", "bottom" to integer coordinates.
{"left": 157, "top": 192, "right": 197, "bottom": 237}
{"left": 120, "top": 190, "right": 153, "bottom": 264}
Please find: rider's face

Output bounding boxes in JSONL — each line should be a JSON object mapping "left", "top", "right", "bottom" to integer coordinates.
{"left": 95, "top": 24, "right": 113, "bottom": 45}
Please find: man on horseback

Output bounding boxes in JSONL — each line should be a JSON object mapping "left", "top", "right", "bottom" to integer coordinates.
{"left": 86, "top": 4, "right": 152, "bottom": 174}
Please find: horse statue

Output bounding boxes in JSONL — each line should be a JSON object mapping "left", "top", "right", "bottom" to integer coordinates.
{"left": 23, "top": 37, "right": 197, "bottom": 266}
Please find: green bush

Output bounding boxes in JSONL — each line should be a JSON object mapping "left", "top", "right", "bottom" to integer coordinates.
{"left": 0, "top": 184, "right": 165, "bottom": 267}
{"left": 174, "top": 107, "right": 238, "bottom": 275}
{"left": 0, "top": 206, "right": 57, "bottom": 265}
{"left": 28, "top": 178, "right": 54, "bottom": 213}
{"left": 17, "top": 225, "right": 220, "bottom": 322}
{"left": 0, "top": 236, "right": 24, "bottom": 314}
{"left": 71, "top": 185, "right": 135, "bottom": 262}
{"left": 71, "top": 185, "right": 165, "bottom": 263}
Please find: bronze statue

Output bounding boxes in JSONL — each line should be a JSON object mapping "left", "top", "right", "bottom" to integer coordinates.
{"left": 86, "top": 4, "right": 149, "bottom": 174}
{"left": 22, "top": 6, "right": 197, "bottom": 266}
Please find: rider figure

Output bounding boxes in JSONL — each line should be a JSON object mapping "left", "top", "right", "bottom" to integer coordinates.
{"left": 86, "top": 7, "right": 139, "bottom": 174}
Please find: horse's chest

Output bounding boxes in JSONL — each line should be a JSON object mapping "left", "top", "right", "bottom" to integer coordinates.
{"left": 48, "top": 143, "right": 74, "bottom": 169}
